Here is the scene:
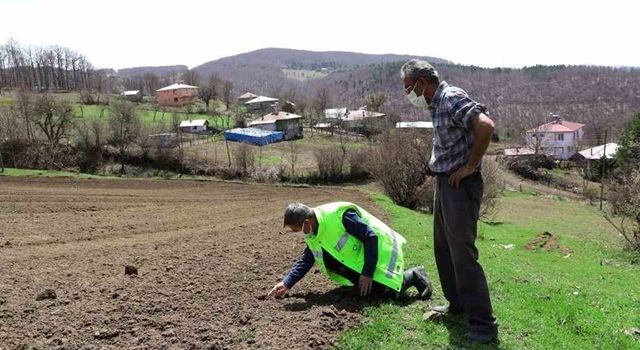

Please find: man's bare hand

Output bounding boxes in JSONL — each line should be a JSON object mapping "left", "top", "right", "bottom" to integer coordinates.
{"left": 267, "top": 281, "right": 289, "bottom": 299}
{"left": 359, "top": 276, "right": 373, "bottom": 297}
{"left": 448, "top": 165, "right": 476, "bottom": 189}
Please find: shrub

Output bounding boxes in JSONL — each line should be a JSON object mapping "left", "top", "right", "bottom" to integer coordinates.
{"left": 233, "top": 143, "right": 255, "bottom": 177}
{"left": 347, "top": 147, "right": 373, "bottom": 180}
{"left": 314, "top": 146, "right": 344, "bottom": 181}
{"left": 605, "top": 170, "right": 640, "bottom": 251}
{"left": 480, "top": 158, "right": 503, "bottom": 220}
{"left": 370, "top": 130, "right": 432, "bottom": 210}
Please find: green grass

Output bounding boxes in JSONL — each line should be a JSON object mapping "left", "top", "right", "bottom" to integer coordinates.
{"left": 0, "top": 167, "right": 114, "bottom": 179}
{"left": 72, "top": 104, "right": 233, "bottom": 129}
{"left": 336, "top": 192, "right": 640, "bottom": 349}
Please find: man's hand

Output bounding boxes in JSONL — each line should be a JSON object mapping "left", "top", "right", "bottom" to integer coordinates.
{"left": 448, "top": 164, "right": 476, "bottom": 189}
{"left": 359, "top": 276, "right": 373, "bottom": 297}
{"left": 267, "top": 281, "right": 289, "bottom": 299}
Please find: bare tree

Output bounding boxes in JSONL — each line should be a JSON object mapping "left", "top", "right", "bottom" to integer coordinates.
{"left": 33, "top": 94, "right": 74, "bottom": 146}
{"left": 364, "top": 93, "right": 387, "bottom": 112}
{"left": 182, "top": 69, "right": 200, "bottom": 86}
{"left": 109, "top": 100, "right": 140, "bottom": 175}
{"left": 222, "top": 80, "right": 233, "bottom": 111}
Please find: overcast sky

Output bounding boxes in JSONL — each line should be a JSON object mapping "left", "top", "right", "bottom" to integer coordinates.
{"left": 1, "top": 0, "right": 638, "bottom": 70}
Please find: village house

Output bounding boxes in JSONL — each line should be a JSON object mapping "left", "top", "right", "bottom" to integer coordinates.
{"left": 244, "top": 95, "right": 279, "bottom": 113}
{"left": 248, "top": 111, "right": 304, "bottom": 140}
{"left": 341, "top": 109, "right": 386, "bottom": 133}
{"left": 324, "top": 107, "right": 348, "bottom": 120}
{"left": 179, "top": 119, "right": 209, "bottom": 134}
{"left": 156, "top": 83, "right": 199, "bottom": 106}
{"left": 526, "top": 116, "right": 585, "bottom": 160}
{"left": 121, "top": 90, "right": 143, "bottom": 102}
{"left": 237, "top": 92, "right": 258, "bottom": 103}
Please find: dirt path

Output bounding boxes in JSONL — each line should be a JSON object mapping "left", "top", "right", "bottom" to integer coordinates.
{"left": 0, "top": 177, "right": 384, "bottom": 349}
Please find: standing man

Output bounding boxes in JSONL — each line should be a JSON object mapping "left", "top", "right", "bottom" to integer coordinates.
{"left": 401, "top": 59, "right": 498, "bottom": 343}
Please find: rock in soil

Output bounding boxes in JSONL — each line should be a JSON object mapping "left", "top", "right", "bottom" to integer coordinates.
{"left": 124, "top": 265, "right": 138, "bottom": 275}
{"left": 35, "top": 289, "right": 57, "bottom": 301}
{"left": 94, "top": 329, "right": 120, "bottom": 340}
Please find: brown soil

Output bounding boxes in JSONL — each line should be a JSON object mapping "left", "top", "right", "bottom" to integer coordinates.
{"left": 0, "top": 177, "right": 386, "bottom": 349}
{"left": 525, "top": 231, "right": 573, "bottom": 254}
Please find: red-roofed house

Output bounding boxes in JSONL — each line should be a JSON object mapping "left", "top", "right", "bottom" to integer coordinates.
{"left": 526, "top": 115, "right": 585, "bottom": 159}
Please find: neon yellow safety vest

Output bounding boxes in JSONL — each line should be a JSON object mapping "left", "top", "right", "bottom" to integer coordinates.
{"left": 304, "top": 202, "right": 406, "bottom": 291}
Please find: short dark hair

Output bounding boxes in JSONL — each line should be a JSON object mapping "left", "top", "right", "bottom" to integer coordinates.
{"left": 283, "top": 203, "right": 314, "bottom": 227}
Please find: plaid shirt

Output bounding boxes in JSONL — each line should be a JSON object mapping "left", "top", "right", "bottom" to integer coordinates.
{"left": 428, "top": 81, "right": 487, "bottom": 174}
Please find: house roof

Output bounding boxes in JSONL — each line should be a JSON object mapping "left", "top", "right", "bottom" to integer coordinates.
{"left": 156, "top": 83, "right": 199, "bottom": 92}
{"left": 578, "top": 143, "right": 618, "bottom": 160}
{"left": 343, "top": 110, "right": 385, "bottom": 121}
{"left": 502, "top": 147, "right": 535, "bottom": 156}
{"left": 238, "top": 92, "right": 258, "bottom": 99}
{"left": 249, "top": 112, "right": 303, "bottom": 126}
{"left": 122, "top": 90, "right": 140, "bottom": 96}
{"left": 527, "top": 119, "right": 585, "bottom": 133}
{"left": 179, "top": 119, "right": 208, "bottom": 127}
{"left": 396, "top": 121, "right": 433, "bottom": 129}
{"left": 324, "top": 108, "right": 348, "bottom": 119}
{"left": 245, "top": 96, "right": 279, "bottom": 104}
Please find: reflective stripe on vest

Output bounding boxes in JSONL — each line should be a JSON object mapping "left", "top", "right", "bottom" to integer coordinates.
{"left": 335, "top": 232, "right": 350, "bottom": 251}
{"left": 386, "top": 230, "right": 399, "bottom": 279}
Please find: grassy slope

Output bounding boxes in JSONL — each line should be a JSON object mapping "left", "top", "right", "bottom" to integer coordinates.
{"left": 72, "top": 104, "right": 231, "bottom": 129}
{"left": 336, "top": 191, "right": 640, "bottom": 349}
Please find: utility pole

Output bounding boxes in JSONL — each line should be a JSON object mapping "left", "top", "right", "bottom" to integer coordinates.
{"left": 599, "top": 129, "right": 608, "bottom": 211}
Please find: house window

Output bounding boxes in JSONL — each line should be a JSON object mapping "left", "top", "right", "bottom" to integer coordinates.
{"left": 557, "top": 134, "right": 564, "bottom": 141}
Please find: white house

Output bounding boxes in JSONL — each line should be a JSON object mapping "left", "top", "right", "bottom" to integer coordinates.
{"left": 179, "top": 119, "right": 209, "bottom": 134}
{"left": 526, "top": 116, "right": 585, "bottom": 160}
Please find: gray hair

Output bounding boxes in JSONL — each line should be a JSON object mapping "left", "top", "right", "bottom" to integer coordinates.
{"left": 283, "top": 203, "right": 314, "bottom": 227}
{"left": 400, "top": 59, "right": 440, "bottom": 85}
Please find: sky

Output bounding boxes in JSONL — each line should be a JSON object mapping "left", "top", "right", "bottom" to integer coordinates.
{"left": 1, "top": 0, "right": 638, "bottom": 70}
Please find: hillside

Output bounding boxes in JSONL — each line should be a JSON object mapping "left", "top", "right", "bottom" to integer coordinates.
{"left": 189, "top": 48, "right": 640, "bottom": 144}
{"left": 116, "top": 65, "right": 189, "bottom": 78}
{"left": 103, "top": 48, "right": 640, "bottom": 145}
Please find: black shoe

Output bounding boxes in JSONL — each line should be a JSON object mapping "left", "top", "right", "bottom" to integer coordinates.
{"left": 466, "top": 331, "right": 498, "bottom": 344}
{"left": 431, "top": 304, "right": 464, "bottom": 315}
{"left": 412, "top": 266, "right": 433, "bottom": 300}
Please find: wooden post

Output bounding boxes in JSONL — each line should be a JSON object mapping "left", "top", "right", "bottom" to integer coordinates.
{"left": 259, "top": 146, "right": 263, "bottom": 168}
{"left": 599, "top": 129, "right": 608, "bottom": 211}
{"left": 225, "top": 140, "right": 231, "bottom": 167}
{"left": 0, "top": 150, "right": 4, "bottom": 173}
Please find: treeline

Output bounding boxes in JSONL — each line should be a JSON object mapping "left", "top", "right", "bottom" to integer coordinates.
{"left": 0, "top": 39, "right": 95, "bottom": 91}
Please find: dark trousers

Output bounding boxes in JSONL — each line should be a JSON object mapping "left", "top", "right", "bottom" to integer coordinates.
{"left": 434, "top": 172, "right": 497, "bottom": 334}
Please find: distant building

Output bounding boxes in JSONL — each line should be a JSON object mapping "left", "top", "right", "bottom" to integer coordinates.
{"left": 526, "top": 115, "right": 585, "bottom": 160}
{"left": 237, "top": 92, "right": 258, "bottom": 103}
{"left": 576, "top": 143, "right": 618, "bottom": 160}
{"left": 324, "top": 107, "right": 348, "bottom": 120}
{"left": 121, "top": 90, "right": 143, "bottom": 102}
{"left": 497, "top": 147, "right": 536, "bottom": 159}
{"left": 342, "top": 109, "right": 386, "bottom": 133}
{"left": 244, "top": 95, "right": 279, "bottom": 113}
{"left": 179, "top": 119, "right": 209, "bottom": 134}
{"left": 248, "top": 111, "right": 303, "bottom": 140}
{"left": 395, "top": 121, "right": 433, "bottom": 130}
{"left": 156, "top": 83, "right": 199, "bottom": 106}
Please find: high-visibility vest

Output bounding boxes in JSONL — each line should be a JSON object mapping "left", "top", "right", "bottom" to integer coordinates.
{"left": 304, "top": 202, "right": 406, "bottom": 291}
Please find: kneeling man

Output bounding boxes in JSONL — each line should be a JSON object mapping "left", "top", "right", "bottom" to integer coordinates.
{"left": 268, "top": 202, "right": 432, "bottom": 299}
